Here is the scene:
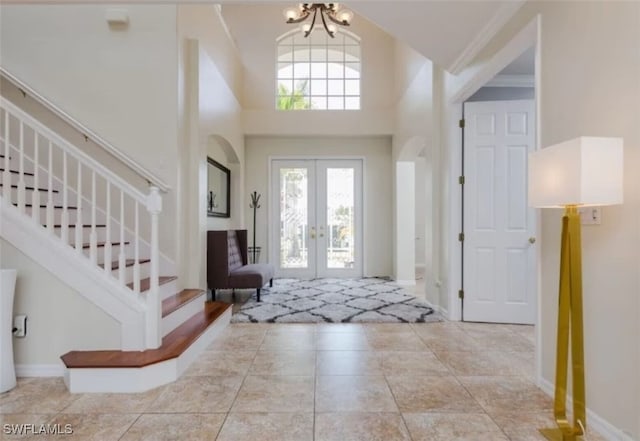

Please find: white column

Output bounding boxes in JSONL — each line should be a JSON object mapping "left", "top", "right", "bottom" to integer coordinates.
{"left": 395, "top": 161, "right": 416, "bottom": 285}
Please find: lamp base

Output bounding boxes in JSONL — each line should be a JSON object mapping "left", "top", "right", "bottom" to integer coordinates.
{"left": 539, "top": 428, "right": 580, "bottom": 441}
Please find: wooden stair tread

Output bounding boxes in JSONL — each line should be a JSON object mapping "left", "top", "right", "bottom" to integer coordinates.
{"left": 1, "top": 183, "right": 58, "bottom": 192}
{"left": 60, "top": 301, "right": 230, "bottom": 368}
{"left": 19, "top": 203, "right": 78, "bottom": 209}
{"left": 0, "top": 169, "right": 35, "bottom": 176}
{"left": 81, "top": 241, "right": 130, "bottom": 249}
{"left": 162, "top": 289, "right": 206, "bottom": 318}
{"left": 53, "top": 224, "right": 107, "bottom": 228}
{"left": 99, "top": 258, "right": 151, "bottom": 271}
{"left": 128, "top": 276, "right": 177, "bottom": 292}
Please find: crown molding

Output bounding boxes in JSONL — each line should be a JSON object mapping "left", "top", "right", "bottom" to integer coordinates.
{"left": 447, "top": 0, "right": 526, "bottom": 75}
{"left": 485, "top": 74, "right": 535, "bottom": 88}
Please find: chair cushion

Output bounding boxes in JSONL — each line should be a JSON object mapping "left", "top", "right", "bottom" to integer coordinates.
{"left": 229, "top": 264, "right": 274, "bottom": 289}
{"left": 228, "top": 231, "right": 243, "bottom": 272}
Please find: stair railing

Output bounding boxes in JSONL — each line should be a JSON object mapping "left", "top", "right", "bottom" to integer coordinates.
{"left": 0, "top": 97, "right": 162, "bottom": 348}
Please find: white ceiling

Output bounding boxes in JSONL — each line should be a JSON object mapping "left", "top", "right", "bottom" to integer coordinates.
{"left": 219, "top": 1, "right": 524, "bottom": 71}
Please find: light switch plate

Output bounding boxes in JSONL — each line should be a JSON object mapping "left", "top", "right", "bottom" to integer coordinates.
{"left": 578, "top": 207, "right": 602, "bottom": 225}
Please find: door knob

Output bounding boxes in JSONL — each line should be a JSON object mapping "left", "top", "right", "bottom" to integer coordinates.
{"left": 529, "top": 237, "right": 536, "bottom": 244}
{"left": 310, "top": 227, "right": 316, "bottom": 239}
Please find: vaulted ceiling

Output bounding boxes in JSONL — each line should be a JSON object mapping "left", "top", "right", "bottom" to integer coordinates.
{"left": 220, "top": 1, "right": 525, "bottom": 72}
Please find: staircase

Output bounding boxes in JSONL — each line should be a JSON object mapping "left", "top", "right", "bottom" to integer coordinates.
{"left": 0, "top": 80, "right": 230, "bottom": 392}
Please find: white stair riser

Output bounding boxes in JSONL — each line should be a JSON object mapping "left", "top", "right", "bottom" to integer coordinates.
{"left": 2, "top": 172, "right": 38, "bottom": 187}
{"left": 64, "top": 307, "right": 231, "bottom": 393}
{"left": 111, "top": 261, "right": 151, "bottom": 285}
{"left": 162, "top": 292, "right": 206, "bottom": 337}
{"left": 4, "top": 187, "right": 57, "bottom": 204}
{"left": 79, "top": 243, "right": 133, "bottom": 265}
{"left": 52, "top": 226, "right": 107, "bottom": 243}
{"left": 159, "top": 279, "right": 178, "bottom": 300}
{"left": 21, "top": 206, "right": 105, "bottom": 224}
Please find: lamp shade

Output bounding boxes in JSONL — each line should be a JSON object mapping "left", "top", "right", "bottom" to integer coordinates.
{"left": 528, "top": 136, "right": 623, "bottom": 208}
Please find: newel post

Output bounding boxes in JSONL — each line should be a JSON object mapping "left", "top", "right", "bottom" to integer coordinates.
{"left": 145, "top": 186, "right": 162, "bottom": 349}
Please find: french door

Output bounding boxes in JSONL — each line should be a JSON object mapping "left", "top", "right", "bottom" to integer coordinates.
{"left": 270, "top": 159, "right": 363, "bottom": 278}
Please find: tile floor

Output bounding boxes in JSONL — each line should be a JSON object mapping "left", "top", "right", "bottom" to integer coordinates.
{"left": 0, "top": 321, "right": 605, "bottom": 440}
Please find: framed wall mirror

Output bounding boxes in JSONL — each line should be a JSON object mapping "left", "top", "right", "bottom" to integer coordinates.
{"left": 207, "top": 157, "right": 230, "bottom": 218}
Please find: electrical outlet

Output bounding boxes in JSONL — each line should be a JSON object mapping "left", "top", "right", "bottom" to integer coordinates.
{"left": 578, "top": 207, "right": 601, "bottom": 225}
{"left": 13, "top": 315, "right": 27, "bottom": 338}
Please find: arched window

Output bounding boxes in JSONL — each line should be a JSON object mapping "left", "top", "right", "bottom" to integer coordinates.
{"left": 276, "top": 30, "right": 361, "bottom": 110}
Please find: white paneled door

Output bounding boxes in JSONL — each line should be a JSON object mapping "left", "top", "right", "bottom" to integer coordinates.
{"left": 463, "top": 100, "right": 536, "bottom": 324}
{"left": 271, "top": 159, "right": 363, "bottom": 279}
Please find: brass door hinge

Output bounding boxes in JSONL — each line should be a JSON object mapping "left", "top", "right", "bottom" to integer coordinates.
{"left": 459, "top": 119, "right": 465, "bottom": 128}
{"left": 458, "top": 232, "right": 464, "bottom": 242}
{"left": 458, "top": 176, "right": 465, "bottom": 185}
{"left": 458, "top": 289, "right": 464, "bottom": 299}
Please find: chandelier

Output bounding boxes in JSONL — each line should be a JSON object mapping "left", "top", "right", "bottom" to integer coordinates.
{"left": 284, "top": 3, "right": 354, "bottom": 38}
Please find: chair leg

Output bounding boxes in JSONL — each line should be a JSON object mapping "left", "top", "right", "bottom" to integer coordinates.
{"left": 257, "top": 288, "right": 261, "bottom": 302}
{"left": 211, "top": 289, "right": 216, "bottom": 301}
{"left": 269, "top": 278, "right": 273, "bottom": 287}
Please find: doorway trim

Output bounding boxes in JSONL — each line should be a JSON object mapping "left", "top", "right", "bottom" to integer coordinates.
{"left": 267, "top": 155, "right": 366, "bottom": 278}
{"left": 445, "top": 13, "right": 542, "bottom": 377}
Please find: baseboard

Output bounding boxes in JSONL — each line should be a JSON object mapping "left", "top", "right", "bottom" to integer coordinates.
{"left": 537, "top": 377, "right": 633, "bottom": 441}
{"left": 16, "top": 364, "right": 65, "bottom": 377}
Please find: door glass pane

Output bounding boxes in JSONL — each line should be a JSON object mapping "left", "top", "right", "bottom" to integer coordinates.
{"left": 326, "top": 168, "right": 355, "bottom": 268}
{"left": 280, "top": 168, "right": 309, "bottom": 268}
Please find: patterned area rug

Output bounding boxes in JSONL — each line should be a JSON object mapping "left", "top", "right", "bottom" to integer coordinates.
{"left": 231, "top": 278, "right": 441, "bottom": 323}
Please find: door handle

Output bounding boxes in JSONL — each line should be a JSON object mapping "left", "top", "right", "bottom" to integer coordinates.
{"left": 529, "top": 237, "right": 536, "bottom": 244}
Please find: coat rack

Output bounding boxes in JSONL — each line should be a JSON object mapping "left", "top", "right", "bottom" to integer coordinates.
{"left": 249, "top": 191, "right": 261, "bottom": 263}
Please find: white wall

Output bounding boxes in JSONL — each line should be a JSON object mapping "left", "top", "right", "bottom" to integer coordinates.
{"left": 177, "top": 5, "right": 245, "bottom": 289}
{"left": 1, "top": 240, "right": 120, "bottom": 367}
{"left": 244, "top": 136, "right": 392, "bottom": 277}
{"left": 394, "top": 161, "right": 416, "bottom": 284}
{"left": 414, "top": 157, "right": 426, "bottom": 268}
{"left": 442, "top": 2, "right": 640, "bottom": 437}
{"left": 0, "top": 4, "right": 180, "bottom": 259}
{"left": 392, "top": 41, "right": 437, "bottom": 294}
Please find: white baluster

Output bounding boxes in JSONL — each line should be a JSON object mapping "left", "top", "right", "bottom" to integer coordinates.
{"left": 31, "top": 134, "right": 40, "bottom": 224}
{"left": 145, "top": 186, "right": 162, "bottom": 349}
{"left": 118, "top": 191, "right": 126, "bottom": 285}
{"left": 89, "top": 171, "right": 97, "bottom": 264}
{"left": 17, "top": 121, "right": 25, "bottom": 212}
{"left": 2, "top": 110, "right": 11, "bottom": 203}
{"left": 61, "top": 150, "right": 69, "bottom": 244}
{"left": 104, "top": 182, "right": 112, "bottom": 275}
{"left": 133, "top": 202, "right": 140, "bottom": 294}
{"left": 75, "top": 161, "right": 83, "bottom": 253}
{"left": 46, "top": 141, "right": 54, "bottom": 232}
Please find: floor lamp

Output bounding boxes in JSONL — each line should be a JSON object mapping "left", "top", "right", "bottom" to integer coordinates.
{"left": 528, "top": 136, "right": 623, "bottom": 441}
